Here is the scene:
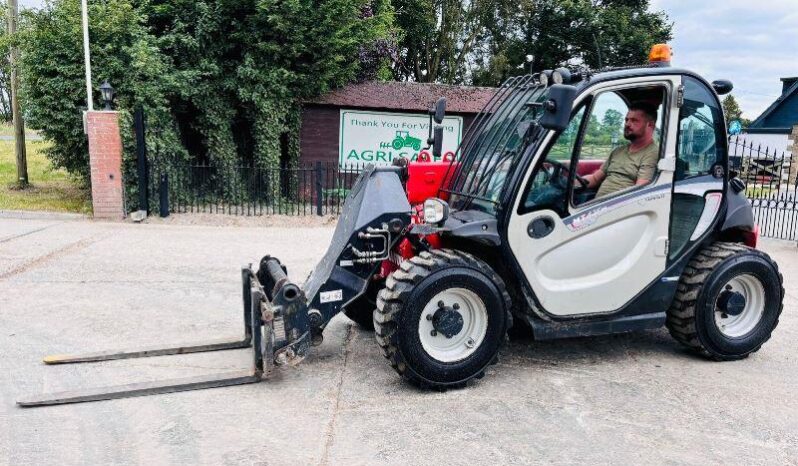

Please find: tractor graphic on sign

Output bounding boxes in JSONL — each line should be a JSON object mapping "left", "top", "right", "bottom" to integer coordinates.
{"left": 389, "top": 131, "right": 423, "bottom": 151}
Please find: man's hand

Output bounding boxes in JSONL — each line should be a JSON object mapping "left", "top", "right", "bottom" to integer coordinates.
{"left": 584, "top": 169, "right": 606, "bottom": 189}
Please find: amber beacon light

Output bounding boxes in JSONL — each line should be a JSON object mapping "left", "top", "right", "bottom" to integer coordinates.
{"left": 648, "top": 44, "right": 672, "bottom": 66}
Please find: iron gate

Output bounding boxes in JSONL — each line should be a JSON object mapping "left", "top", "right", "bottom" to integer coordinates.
{"left": 729, "top": 135, "right": 797, "bottom": 241}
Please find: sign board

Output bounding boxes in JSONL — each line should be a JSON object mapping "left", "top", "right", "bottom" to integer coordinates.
{"left": 339, "top": 110, "right": 463, "bottom": 167}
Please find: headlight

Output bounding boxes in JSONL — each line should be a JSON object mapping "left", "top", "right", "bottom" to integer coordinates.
{"left": 423, "top": 198, "right": 450, "bottom": 225}
{"left": 553, "top": 67, "right": 571, "bottom": 84}
{"left": 539, "top": 70, "right": 551, "bottom": 86}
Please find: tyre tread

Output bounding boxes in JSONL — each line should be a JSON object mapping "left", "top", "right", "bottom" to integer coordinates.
{"left": 666, "top": 241, "right": 783, "bottom": 360}
{"left": 373, "top": 248, "right": 512, "bottom": 388}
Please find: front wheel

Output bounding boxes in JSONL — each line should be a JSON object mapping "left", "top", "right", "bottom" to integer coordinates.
{"left": 666, "top": 242, "right": 784, "bottom": 360}
{"left": 374, "top": 249, "right": 512, "bottom": 388}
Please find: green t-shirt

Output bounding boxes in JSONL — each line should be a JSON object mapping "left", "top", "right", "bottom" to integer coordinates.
{"left": 596, "top": 142, "right": 659, "bottom": 198}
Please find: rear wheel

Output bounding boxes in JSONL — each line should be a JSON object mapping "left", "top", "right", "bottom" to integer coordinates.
{"left": 666, "top": 242, "right": 783, "bottom": 360}
{"left": 343, "top": 285, "right": 378, "bottom": 330}
{"left": 374, "top": 249, "right": 512, "bottom": 388}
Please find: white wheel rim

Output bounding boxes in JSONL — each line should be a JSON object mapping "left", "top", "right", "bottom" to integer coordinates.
{"left": 714, "top": 274, "right": 766, "bottom": 338}
{"left": 418, "top": 288, "right": 488, "bottom": 363}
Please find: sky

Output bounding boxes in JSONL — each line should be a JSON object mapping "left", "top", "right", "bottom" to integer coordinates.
{"left": 17, "top": 0, "right": 798, "bottom": 119}
{"left": 650, "top": 0, "right": 798, "bottom": 119}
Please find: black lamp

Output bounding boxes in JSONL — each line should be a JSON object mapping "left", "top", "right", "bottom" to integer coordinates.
{"left": 99, "top": 80, "right": 114, "bottom": 110}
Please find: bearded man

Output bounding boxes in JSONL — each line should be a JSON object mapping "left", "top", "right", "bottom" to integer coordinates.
{"left": 584, "top": 103, "right": 660, "bottom": 197}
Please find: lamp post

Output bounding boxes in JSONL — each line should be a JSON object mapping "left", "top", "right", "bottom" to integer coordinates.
{"left": 81, "top": 0, "right": 93, "bottom": 111}
{"left": 100, "top": 80, "right": 114, "bottom": 110}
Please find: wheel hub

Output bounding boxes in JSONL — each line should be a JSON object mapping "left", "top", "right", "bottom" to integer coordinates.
{"left": 431, "top": 301, "right": 464, "bottom": 338}
{"left": 714, "top": 274, "right": 766, "bottom": 338}
{"left": 717, "top": 289, "right": 746, "bottom": 317}
{"left": 419, "top": 288, "right": 489, "bottom": 363}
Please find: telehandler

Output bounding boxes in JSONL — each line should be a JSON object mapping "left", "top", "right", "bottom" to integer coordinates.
{"left": 18, "top": 45, "right": 782, "bottom": 406}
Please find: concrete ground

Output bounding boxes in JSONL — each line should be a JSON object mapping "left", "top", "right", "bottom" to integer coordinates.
{"left": 1, "top": 216, "right": 797, "bottom": 465}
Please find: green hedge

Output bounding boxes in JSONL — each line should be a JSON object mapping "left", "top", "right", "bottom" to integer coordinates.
{"left": 18, "top": 0, "right": 395, "bottom": 211}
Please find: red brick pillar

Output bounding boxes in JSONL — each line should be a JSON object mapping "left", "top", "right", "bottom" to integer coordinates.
{"left": 87, "top": 111, "right": 125, "bottom": 219}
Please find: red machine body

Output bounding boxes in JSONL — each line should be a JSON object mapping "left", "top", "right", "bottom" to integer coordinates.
{"left": 405, "top": 151, "right": 458, "bottom": 204}
{"left": 380, "top": 153, "right": 454, "bottom": 278}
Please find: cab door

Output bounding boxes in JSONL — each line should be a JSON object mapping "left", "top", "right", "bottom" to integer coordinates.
{"left": 506, "top": 76, "right": 680, "bottom": 317}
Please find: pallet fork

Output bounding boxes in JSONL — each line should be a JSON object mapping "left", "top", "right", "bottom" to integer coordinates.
{"left": 18, "top": 259, "right": 309, "bottom": 407}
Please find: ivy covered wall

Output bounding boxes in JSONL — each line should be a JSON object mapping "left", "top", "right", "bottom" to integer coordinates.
{"left": 18, "top": 0, "right": 396, "bottom": 210}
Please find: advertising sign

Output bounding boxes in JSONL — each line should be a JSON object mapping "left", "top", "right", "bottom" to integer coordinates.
{"left": 339, "top": 110, "right": 463, "bottom": 167}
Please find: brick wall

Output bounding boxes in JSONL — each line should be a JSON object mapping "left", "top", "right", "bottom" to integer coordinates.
{"left": 300, "top": 106, "right": 340, "bottom": 165}
{"left": 87, "top": 111, "right": 125, "bottom": 220}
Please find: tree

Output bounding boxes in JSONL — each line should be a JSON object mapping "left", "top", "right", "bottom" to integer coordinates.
{"left": 0, "top": 4, "right": 13, "bottom": 122}
{"left": 470, "top": 0, "right": 673, "bottom": 86}
{"left": 602, "top": 108, "right": 623, "bottom": 130}
{"left": 19, "top": 0, "right": 395, "bottom": 207}
{"left": 722, "top": 94, "right": 743, "bottom": 124}
{"left": 393, "top": 0, "right": 497, "bottom": 83}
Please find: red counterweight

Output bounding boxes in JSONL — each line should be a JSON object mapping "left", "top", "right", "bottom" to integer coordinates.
{"left": 406, "top": 150, "right": 458, "bottom": 204}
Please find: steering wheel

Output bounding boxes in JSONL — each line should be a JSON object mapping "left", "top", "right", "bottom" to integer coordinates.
{"left": 546, "top": 159, "right": 590, "bottom": 192}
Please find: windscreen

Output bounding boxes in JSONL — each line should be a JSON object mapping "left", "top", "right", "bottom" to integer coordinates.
{"left": 443, "top": 75, "right": 548, "bottom": 214}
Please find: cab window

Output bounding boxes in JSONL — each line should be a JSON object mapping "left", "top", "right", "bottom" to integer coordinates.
{"left": 521, "top": 106, "right": 586, "bottom": 215}
{"left": 571, "top": 86, "right": 666, "bottom": 206}
{"left": 675, "top": 76, "right": 726, "bottom": 180}
{"left": 520, "top": 84, "right": 667, "bottom": 216}
{"left": 669, "top": 77, "right": 726, "bottom": 260}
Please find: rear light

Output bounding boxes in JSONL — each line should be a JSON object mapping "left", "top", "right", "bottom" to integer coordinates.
{"left": 742, "top": 225, "right": 759, "bottom": 249}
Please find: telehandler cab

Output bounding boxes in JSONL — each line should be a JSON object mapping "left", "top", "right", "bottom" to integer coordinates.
{"left": 18, "top": 45, "right": 783, "bottom": 407}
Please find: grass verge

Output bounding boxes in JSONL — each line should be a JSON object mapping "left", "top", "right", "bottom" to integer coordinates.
{"left": 0, "top": 140, "right": 91, "bottom": 213}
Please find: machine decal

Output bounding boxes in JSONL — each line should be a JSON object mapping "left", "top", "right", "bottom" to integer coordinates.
{"left": 320, "top": 289, "right": 344, "bottom": 303}
{"left": 565, "top": 184, "right": 670, "bottom": 231}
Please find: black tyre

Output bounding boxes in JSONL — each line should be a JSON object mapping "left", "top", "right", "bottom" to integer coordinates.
{"left": 666, "top": 242, "right": 783, "bottom": 360}
{"left": 343, "top": 285, "right": 378, "bottom": 330}
{"left": 373, "top": 249, "right": 512, "bottom": 388}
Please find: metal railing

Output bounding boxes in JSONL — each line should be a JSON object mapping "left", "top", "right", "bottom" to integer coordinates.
{"left": 140, "top": 135, "right": 797, "bottom": 241}
{"left": 729, "top": 135, "right": 797, "bottom": 240}
{"left": 147, "top": 161, "right": 365, "bottom": 216}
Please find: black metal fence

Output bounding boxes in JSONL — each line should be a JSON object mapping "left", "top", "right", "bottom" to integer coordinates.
{"left": 729, "top": 136, "right": 797, "bottom": 241}
{"left": 147, "top": 161, "right": 365, "bottom": 216}
{"left": 136, "top": 119, "right": 797, "bottom": 241}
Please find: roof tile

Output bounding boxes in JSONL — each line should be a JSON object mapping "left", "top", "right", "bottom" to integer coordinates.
{"left": 308, "top": 81, "right": 496, "bottom": 114}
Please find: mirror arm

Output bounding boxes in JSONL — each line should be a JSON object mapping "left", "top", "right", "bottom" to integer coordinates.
{"left": 426, "top": 109, "right": 434, "bottom": 148}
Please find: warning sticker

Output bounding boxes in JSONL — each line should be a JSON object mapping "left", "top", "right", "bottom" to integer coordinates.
{"left": 320, "top": 289, "right": 343, "bottom": 303}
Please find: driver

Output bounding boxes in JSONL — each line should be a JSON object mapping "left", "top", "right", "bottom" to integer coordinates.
{"left": 583, "top": 103, "right": 660, "bottom": 198}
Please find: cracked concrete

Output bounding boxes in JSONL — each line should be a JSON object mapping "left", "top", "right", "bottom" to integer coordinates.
{"left": 1, "top": 217, "right": 797, "bottom": 465}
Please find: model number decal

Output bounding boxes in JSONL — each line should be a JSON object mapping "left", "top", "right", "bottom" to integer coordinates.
{"left": 566, "top": 185, "right": 669, "bottom": 232}
{"left": 320, "top": 289, "right": 343, "bottom": 303}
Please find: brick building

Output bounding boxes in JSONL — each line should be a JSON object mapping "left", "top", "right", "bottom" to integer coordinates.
{"left": 300, "top": 81, "right": 496, "bottom": 166}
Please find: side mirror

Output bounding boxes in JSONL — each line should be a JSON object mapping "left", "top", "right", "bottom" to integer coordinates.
{"left": 539, "top": 84, "right": 577, "bottom": 132}
{"left": 433, "top": 97, "right": 446, "bottom": 124}
{"left": 712, "top": 79, "right": 733, "bottom": 95}
{"left": 432, "top": 125, "right": 444, "bottom": 159}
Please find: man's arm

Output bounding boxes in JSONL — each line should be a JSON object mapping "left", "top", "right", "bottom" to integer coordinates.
{"left": 584, "top": 169, "right": 606, "bottom": 188}
{"left": 635, "top": 149, "right": 660, "bottom": 186}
